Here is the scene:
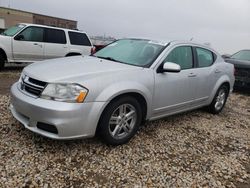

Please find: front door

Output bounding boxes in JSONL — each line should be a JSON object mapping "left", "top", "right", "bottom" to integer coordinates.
{"left": 152, "top": 46, "right": 197, "bottom": 118}
{"left": 13, "top": 26, "right": 44, "bottom": 61}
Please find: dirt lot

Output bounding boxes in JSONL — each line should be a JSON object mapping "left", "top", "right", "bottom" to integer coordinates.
{"left": 0, "top": 68, "right": 249, "bottom": 187}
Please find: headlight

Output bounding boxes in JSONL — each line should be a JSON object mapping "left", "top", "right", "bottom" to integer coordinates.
{"left": 41, "top": 83, "right": 88, "bottom": 103}
{"left": 19, "top": 72, "right": 25, "bottom": 82}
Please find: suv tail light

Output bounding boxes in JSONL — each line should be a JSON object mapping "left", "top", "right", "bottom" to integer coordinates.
{"left": 91, "top": 46, "right": 96, "bottom": 55}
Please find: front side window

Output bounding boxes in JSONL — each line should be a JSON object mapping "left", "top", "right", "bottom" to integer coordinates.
{"left": 1, "top": 24, "right": 26, "bottom": 36}
{"left": 94, "top": 39, "right": 165, "bottom": 67}
{"left": 196, "top": 48, "right": 214, "bottom": 68}
{"left": 68, "top": 32, "right": 91, "bottom": 46}
{"left": 16, "top": 26, "right": 44, "bottom": 42}
{"left": 164, "top": 46, "right": 193, "bottom": 70}
{"left": 45, "top": 28, "right": 66, "bottom": 44}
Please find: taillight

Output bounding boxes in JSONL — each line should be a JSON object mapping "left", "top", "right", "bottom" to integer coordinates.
{"left": 91, "top": 46, "right": 96, "bottom": 55}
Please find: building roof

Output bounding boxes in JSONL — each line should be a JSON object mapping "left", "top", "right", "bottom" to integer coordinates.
{"left": 0, "top": 6, "right": 77, "bottom": 23}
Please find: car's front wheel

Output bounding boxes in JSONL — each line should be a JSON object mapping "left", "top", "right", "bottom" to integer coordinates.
{"left": 98, "top": 96, "right": 142, "bottom": 145}
{"left": 208, "top": 84, "right": 229, "bottom": 114}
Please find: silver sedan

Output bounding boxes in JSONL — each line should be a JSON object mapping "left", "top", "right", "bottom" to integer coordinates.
{"left": 10, "top": 39, "right": 235, "bottom": 145}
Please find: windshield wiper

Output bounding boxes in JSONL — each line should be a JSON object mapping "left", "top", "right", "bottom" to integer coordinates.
{"left": 95, "top": 56, "right": 122, "bottom": 63}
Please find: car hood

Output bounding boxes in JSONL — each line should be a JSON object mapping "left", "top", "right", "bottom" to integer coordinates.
{"left": 225, "top": 58, "right": 250, "bottom": 69}
{"left": 0, "top": 34, "right": 11, "bottom": 39}
{"left": 23, "top": 56, "right": 143, "bottom": 82}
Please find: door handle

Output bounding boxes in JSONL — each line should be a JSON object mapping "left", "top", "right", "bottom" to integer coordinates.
{"left": 33, "top": 43, "right": 42, "bottom": 48}
{"left": 215, "top": 69, "right": 221, "bottom": 73}
{"left": 188, "top": 73, "right": 197, "bottom": 77}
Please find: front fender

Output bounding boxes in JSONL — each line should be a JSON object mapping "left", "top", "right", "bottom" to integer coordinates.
{"left": 0, "top": 36, "right": 14, "bottom": 62}
{"left": 95, "top": 81, "right": 153, "bottom": 118}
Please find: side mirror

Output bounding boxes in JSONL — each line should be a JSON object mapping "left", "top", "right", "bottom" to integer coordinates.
{"left": 221, "top": 54, "right": 231, "bottom": 59}
{"left": 161, "top": 62, "right": 181, "bottom": 73}
{"left": 14, "top": 34, "right": 24, "bottom": 41}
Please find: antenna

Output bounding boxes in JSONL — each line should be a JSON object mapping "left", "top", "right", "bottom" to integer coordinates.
{"left": 8, "top": 0, "right": 10, "bottom": 8}
{"left": 190, "top": 37, "right": 194, "bottom": 41}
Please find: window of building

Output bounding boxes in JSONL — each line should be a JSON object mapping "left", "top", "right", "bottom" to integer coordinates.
{"left": 36, "top": 19, "right": 44, "bottom": 25}
{"left": 68, "top": 31, "right": 91, "bottom": 46}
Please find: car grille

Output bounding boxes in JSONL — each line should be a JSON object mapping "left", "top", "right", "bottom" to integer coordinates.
{"left": 21, "top": 76, "right": 47, "bottom": 97}
{"left": 235, "top": 67, "right": 250, "bottom": 79}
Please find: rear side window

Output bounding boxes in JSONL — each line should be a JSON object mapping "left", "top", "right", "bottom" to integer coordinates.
{"left": 164, "top": 46, "right": 193, "bottom": 70}
{"left": 196, "top": 48, "right": 214, "bottom": 67}
{"left": 45, "top": 28, "right": 66, "bottom": 44}
{"left": 68, "top": 31, "right": 91, "bottom": 46}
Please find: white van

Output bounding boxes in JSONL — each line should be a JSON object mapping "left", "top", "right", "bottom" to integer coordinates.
{"left": 0, "top": 23, "right": 94, "bottom": 69}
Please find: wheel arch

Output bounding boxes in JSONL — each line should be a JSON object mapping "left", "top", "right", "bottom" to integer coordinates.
{"left": 95, "top": 91, "right": 148, "bottom": 135}
{"left": 0, "top": 48, "right": 7, "bottom": 61}
{"left": 106, "top": 92, "right": 147, "bottom": 121}
{"left": 209, "top": 75, "right": 231, "bottom": 104}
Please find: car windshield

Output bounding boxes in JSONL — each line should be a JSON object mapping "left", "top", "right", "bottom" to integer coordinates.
{"left": 93, "top": 39, "right": 166, "bottom": 67}
{"left": 231, "top": 50, "right": 250, "bottom": 61}
{"left": 1, "top": 24, "right": 26, "bottom": 36}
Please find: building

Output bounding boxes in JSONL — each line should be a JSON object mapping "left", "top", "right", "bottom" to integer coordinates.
{"left": 0, "top": 7, "right": 77, "bottom": 31}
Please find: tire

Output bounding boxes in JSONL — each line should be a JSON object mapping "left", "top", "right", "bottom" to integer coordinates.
{"left": 0, "top": 53, "right": 5, "bottom": 71}
{"left": 98, "top": 96, "right": 142, "bottom": 145}
{"left": 208, "top": 84, "right": 229, "bottom": 114}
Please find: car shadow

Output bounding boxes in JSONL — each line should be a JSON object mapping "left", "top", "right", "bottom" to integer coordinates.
{"left": 233, "top": 87, "right": 250, "bottom": 96}
{"left": 3, "top": 65, "right": 25, "bottom": 71}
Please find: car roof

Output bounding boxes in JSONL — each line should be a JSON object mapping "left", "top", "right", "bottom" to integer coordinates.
{"left": 237, "top": 49, "right": 250, "bottom": 52}
{"left": 122, "top": 38, "right": 218, "bottom": 53}
{"left": 18, "top": 23, "right": 87, "bottom": 34}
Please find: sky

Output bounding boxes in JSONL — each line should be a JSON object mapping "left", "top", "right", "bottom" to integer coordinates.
{"left": 0, "top": 0, "right": 250, "bottom": 54}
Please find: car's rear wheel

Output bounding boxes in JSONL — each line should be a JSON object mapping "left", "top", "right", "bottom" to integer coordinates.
{"left": 98, "top": 96, "right": 142, "bottom": 145}
{"left": 208, "top": 84, "right": 229, "bottom": 114}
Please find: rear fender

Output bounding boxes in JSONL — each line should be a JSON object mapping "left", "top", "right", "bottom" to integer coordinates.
{"left": 208, "top": 75, "right": 231, "bottom": 103}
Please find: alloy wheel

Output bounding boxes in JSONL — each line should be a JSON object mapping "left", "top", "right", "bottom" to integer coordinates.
{"left": 215, "top": 89, "right": 226, "bottom": 111}
{"left": 108, "top": 104, "right": 137, "bottom": 139}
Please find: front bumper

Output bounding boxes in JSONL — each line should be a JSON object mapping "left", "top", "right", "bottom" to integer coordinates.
{"left": 10, "top": 82, "right": 107, "bottom": 140}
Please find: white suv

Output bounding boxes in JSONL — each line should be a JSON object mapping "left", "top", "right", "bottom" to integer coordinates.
{"left": 0, "top": 23, "right": 94, "bottom": 69}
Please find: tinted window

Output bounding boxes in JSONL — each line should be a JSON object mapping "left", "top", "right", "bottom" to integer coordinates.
{"left": 196, "top": 48, "right": 214, "bottom": 67}
{"left": 17, "top": 27, "right": 44, "bottom": 42}
{"left": 68, "top": 32, "right": 91, "bottom": 46}
{"left": 164, "top": 46, "right": 193, "bottom": 69}
{"left": 45, "top": 28, "right": 66, "bottom": 44}
{"left": 231, "top": 50, "right": 250, "bottom": 61}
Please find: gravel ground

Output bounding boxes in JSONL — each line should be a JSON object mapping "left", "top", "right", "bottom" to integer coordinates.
{"left": 0, "top": 69, "right": 249, "bottom": 187}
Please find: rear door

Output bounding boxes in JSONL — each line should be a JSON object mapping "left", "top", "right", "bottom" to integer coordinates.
{"left": 68, "top": 31, "right": 92, "bottom": 55}
{"left": 43, "top": 28, "right": 68, "bottom": 59}
{"left": 12, "top": 26, "right": 45, "bottom": 61}
{"left": 191, "top": 47, "right": 219, "bottom": 106}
